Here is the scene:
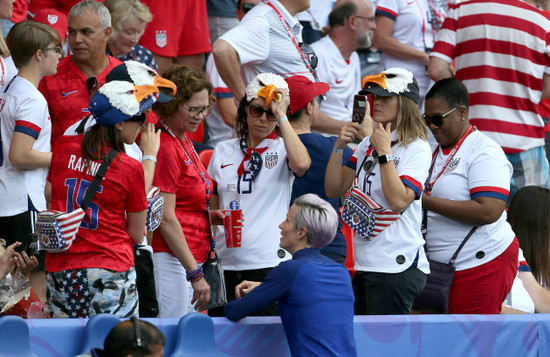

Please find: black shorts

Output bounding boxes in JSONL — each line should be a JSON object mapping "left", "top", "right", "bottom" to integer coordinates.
{"left": 0, "top": 210, "right": 45, "bottom": 271}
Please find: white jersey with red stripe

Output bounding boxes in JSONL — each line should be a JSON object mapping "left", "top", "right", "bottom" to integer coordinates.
{"left": 425, "top": 130, "right": 515, "bottom": 270}
{"left": 207, "top": 137, "right": 293, "bottom": 271}
{"left": 345, "top": 135, "right": 431, "bottom": 273}
{"left": 311, "top": 35, "right": 361, "bottom": 123}
{"left": 0, "top": 76, "right": 51, "bottom": 216}
{"left": 218, "top": 0, "right": 313, "bottom": 85}
{"left": 431, "top": 0, "right": 550, "bottom": 153}
{"left": 205, "top": 53, "right": 235, "bottom": 146}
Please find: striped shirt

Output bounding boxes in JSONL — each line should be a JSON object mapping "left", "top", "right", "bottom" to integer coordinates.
{"left": 431, "top": 0, "right": 550, "bottom": 153}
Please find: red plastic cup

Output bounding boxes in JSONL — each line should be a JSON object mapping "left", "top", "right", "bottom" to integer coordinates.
{"left": 223, "top": 209, "right": 243, "bottom": 248}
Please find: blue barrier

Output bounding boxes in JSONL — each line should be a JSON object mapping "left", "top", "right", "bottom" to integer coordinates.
{"left": 16, "top": 314, "right": 550, "bottom": 356}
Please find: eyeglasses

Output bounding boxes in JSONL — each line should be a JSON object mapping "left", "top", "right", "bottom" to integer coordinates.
{"left": 355, "top": 15, "right": 376, "bottom": 22}
{"left": 240, "top": 2, "right": 255, "bottom": 13}
{"left": 299, "top": 42, "right": 318, "bottom": 69}
{"left": 248, "top": 104, "right": 276, "bottom": 120}
{"left": 86, "top": 76, "right": 98, "bottom": 97}
{"left": 363, "top": 150, "right": 378, "bottom": 175}
{"left": 423, "top": 107, "right": 458, "bottom": 127}
{"left": 45, "top": 46, "right": 62, "bottom": 55}
{"left": 183, "top": 105, "right": 211, "bottom": 118}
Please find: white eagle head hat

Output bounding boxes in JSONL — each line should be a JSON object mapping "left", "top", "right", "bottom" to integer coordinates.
{"left": 359, "top": 67, "right": 420, "bottom": 104}
{"left": 89, "top": 80, "right": 159, "bottom": 126}
{"left": 245, "top": 72, "right": 289, "bottom": 105}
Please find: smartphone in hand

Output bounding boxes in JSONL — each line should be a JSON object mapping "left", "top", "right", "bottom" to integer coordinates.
{"left": 352, "top": 95, "right": 367, "bottom": 123}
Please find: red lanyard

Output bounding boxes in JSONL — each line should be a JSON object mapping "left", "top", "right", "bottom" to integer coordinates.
{"left": 161, "top": 123, "right": 212, "bottom": 197}
{"left": 261, "top": 0, "right": 320, "bottom": 82}
{"left": 425, "top": 125, "right": 474, "bottom": 194}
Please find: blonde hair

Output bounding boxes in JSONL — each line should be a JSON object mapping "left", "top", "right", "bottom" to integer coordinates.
{"left": 396, "top": 95, "right": 428, "bottom": 146}
{"left": 0, "top": 26, "right": 8, "bottom": 57}
{"left": 104, "top": 0, "right": 152, "bottom": 40}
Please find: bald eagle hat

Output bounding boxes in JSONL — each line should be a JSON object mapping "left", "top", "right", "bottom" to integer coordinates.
{"left": 360, "top": 67, "right": 420, "bottom": 104}
{"left": 245, "top": 72, "right": 288, "bottom": 105}
{"left": 89, "top": 80, "right": 159, "bottom": 126}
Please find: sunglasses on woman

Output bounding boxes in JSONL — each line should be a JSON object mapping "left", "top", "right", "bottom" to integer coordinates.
{"left": 422, "top": 107, "right": 457, "bottom": 127}
{"left": 248, "top": 104, "right": 276, "bottom": 121}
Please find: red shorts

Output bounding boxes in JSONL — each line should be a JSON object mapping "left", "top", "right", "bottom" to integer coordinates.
{"left": 449, "top": 237, "right": 519, "bottom": 314}
{"left": 140, "top": 0, "right": 211, "bottom": 57}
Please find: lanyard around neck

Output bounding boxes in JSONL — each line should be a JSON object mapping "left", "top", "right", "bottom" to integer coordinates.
{"left": 261, "top": 0, "right": 321, "bottom": 83}
{"left": 425, "top": 125, "right": 474, "bottom": 194}
{"left": 161, "top": 123, "right": 211, "bottom": 197}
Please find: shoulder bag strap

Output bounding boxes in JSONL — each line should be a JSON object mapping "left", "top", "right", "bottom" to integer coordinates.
{"left": 80, "top": 148, "right": 119, "bottom": 211}
{"left": 449, "top": 226, "right": 478, "bottom": 265}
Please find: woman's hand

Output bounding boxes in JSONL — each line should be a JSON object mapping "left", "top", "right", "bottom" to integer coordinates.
{"left": 270, "top": 88, "right": 290, "bottom": 120}
{"left": 0, "top": 242, "right": 20, "bottom": 281}
{"left": 15, "top": 251, "right": 38, "bottom": 280}
{"left": 336, "top": 122, "right": 363, "bottom": 149}
{"left": 370, "top": 122, "right": 392, "bottom": 155}
{"left": 139, "top": 123, "right": 161, "bottom": 157}
{"left": 209, "top": 209, "right": 225, "bottom": 225}
{"left": 191, "top": 277, "right": 211, "bottom": 311}
{"left": 235, "top": 280, "right": 261, "bottom": 299}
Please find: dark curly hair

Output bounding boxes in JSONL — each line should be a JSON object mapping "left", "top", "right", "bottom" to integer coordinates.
{"left": 153, "top": 65, "right": 215, "bottom": 120}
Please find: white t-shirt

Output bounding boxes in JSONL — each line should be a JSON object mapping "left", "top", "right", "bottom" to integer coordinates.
{"left": 347, "top": 135, "right": 431, "bottom": 273}
{"left": 0, "top": 76, "right": 51, "bottom": 215}
{"left": 311, "top": 35, "right": 361, "bottom": 123}
{"left": 376, "top": 0, "right": 433, "bottom": 104}
{"left": 207, "top": 137, "right": 293, "bottom": 270}
{"left": 205, "top": 53, "right": 235, "bottom": 147}
{"left": 295, "top": 0, "right": 334, "bottom": 30}
{"left": 425, "top": 130, "right": 515, "bottom": 270}
{"left": 219, "top": 0, "right": 313, "bottom": 85}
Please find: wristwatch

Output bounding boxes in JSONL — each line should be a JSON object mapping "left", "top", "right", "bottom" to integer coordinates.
{"left": 378, "top": 154, "right": 394, "bottom": 164}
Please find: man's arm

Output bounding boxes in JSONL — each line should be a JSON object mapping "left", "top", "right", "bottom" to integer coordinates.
{"left": 213, "top": 39, "right": 246, "bottom": 100}
{"left": 428, "top": 57, "right": 454, "bottom": 82}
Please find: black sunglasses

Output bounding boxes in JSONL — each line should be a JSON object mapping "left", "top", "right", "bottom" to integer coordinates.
{"left": 299, "top": 42, "right": 318, "bottom": 70}
{"left": 240, "top": 2, "right": 255, "bottom": 13}
{"left": 248, "top": 104, "right": 276, "bottom": 120}
{"left": 363, "top": 150, "right": 378, "bottom": 175}
{"left": 423, "top": 107, "right": 457, "bottom": 127}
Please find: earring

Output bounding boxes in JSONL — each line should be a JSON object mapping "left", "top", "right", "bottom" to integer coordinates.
{"left": 461, "top": 118, "right": 465, "bottom": 121}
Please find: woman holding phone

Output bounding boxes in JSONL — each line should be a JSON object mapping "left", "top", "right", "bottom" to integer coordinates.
{"left": 325, "top": 67, "right": 431, "bottom": 315}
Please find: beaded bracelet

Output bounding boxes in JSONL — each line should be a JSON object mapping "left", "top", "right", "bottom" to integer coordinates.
{"left": 186, "top": 267, "right": 204, "bottom": 282}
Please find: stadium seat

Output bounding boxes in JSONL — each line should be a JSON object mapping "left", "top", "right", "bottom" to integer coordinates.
{"left": 0, "top": 315, "right": 36, "bottom": 357}
{"left": 78, "top": 313, "right": 122, "bottom": 354}
{"left": 170, "top": 313, "right": 227, "bottom": 357}
{"left": 198, "top": 149, "right": 214, "bottom": 168}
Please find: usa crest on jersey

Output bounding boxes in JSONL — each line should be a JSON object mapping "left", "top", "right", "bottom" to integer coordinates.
{"left": 155, "top": 30, "right": 167, "bottom": 48}
{"left": 264, "top": 152, "right": 278, "bottom": 169}
{"left": 48, "top": 15, "right": 58, "bottom": 24}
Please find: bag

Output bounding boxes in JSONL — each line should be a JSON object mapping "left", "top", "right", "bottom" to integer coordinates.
{"left": 412, "top": 227, "right": 478, "bottom": 313}
{"left": 200, "top": 249, "right": 227, "bottom": 311}
{"left": 146, "top": 186, "right": 164, "bottom": 232}
{"left": 341, "top": 186, "right": 401, "bottom": 240}
{"left": 36, "top": 208, "right": 85, "bottom": 252}
{"left": 412, "top": 259, "right": 455, "bottom": 313}
{"left": 36, "top": 149, "right": 119, "bottom": 253}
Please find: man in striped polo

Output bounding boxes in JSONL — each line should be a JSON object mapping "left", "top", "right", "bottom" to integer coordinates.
{"left": 428, "top": 0, "right": 550, "bottom": 197}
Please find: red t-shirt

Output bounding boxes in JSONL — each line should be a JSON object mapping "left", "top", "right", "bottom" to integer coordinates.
{"left": 38, "top": 55, "right": 122, "bottom": 146}
{"left": 46, "top": 135, "right": 147, "bottom": 272}
{"left": 152, "top": 130, "right": 212, "bottom": 263}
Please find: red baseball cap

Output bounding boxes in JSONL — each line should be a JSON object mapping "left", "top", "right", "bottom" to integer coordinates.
{"left": 285, "top": 75, "right": 330, "bottom": 115}
{"left": 33, "top": 9, "right": 68, "bottom": 43}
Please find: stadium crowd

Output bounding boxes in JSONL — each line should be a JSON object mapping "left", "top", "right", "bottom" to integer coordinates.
{"left": 0, "top": 0, "right": 550, "bottom": 354}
